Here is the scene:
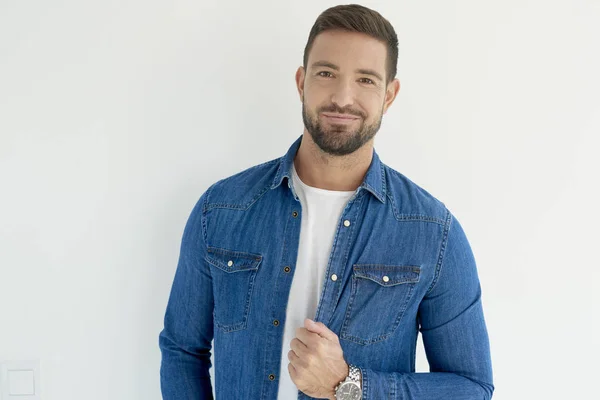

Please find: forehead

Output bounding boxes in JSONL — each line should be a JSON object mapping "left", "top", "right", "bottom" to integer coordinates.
{"left": 307, "top": 30, "right": 387, "bottom": 71}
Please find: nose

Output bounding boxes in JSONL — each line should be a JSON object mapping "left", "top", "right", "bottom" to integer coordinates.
{"left": 330, "top": 78, "right": 355, "bottom": 110}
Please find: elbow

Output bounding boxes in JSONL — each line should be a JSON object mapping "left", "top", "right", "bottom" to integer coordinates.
{"left": 484, "top": 382, "right": 495, "bottom": 399}
{"left": 474, "top": 380, "right": 494, "bottom": 400}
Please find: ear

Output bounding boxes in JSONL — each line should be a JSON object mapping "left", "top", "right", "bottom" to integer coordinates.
{"left": 295, "top": 66, "right": 305, "bottom": 102}
{"left": 382, "top": 78, "right": 401, "bottom": 115}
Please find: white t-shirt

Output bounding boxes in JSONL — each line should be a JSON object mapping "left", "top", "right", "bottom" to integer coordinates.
{"left": 277, "top": 161, "right": 355, "bottom": 399}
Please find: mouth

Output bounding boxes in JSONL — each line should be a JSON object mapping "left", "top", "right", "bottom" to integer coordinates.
{"left": 321, "top": 113, "right": 360, "bottom": 123}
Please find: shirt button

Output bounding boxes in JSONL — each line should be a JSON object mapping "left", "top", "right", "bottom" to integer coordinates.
{"left": 331, "top": 274, "right": 338, "bottom": 281}
{"left": 343, "top": 220, "right": 351, "bottom": 227}
{"left": 284, "top": 266, "right": 291, "bottom": 273}
{"left": 269, "top": 374, "right": 276, "bottom": 381}
{"left": 273, "top": 319, "right": 280, "bottom": 326}
{"left": 292, "top": 211, "right": 298, "bottom": 217}
{"left": 383, "top": 275, "right": 390, "bottom": 283}
{"left": 227, "top": 260, "right": 233, "bottom": 267}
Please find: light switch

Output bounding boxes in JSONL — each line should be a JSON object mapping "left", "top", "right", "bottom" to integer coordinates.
{"left": 8, "top": 370, "right": 35, "bottom": 395}
{"left": 0, "top": 360, "right": 41, "bottom": 400}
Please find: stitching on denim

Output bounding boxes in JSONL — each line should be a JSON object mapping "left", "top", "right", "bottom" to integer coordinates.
{"left": 271, "top": 156, "right": 286, "bottom": 189}
{"left": 353, "top": 264, "right": 421, "bottom": 271}
{"left": 242, "top": 264, "right": 258, "bottom": 331}
{"left": 205, "top": 184, "right": 272, "bottom": 211}
{"left": 352, "top": 265, "right": 421, "bottom": 286}
{"left": 340, "top": 273, "right": 417, "bottom": 345}
{"left": 426, "top": 207, "right": 452, "bottom": 296}
{"left": 204, "top": 244, "right": 262, "bottom": 332}
{"left": 209, "top": 262, "right": 259, "bottom": 332}
{"left": 340, "top": 275, "right": 357, "bottom": 342}
{"left": 259, "top": 202, "right": 294, "bottom": 400}
{"left": 383, "top": 168, "right": 447, "bottom": 225}
{"left": 354, "top": 275, "right": 419, "bottom": 286}
{"left": 204, "top": 254, "right": 261, "bottom": 273}
{"left": 214, "top": 318, "right": 247, "bottom": 333}
{"left": 206, "top": 246, "right": 262, "bottom": 260}
{"left": 387, "top": 192, "right": 446, "bottom": 226}
{"left": 270, "top": 202, "right": 294, "bottom": 319}
{"left": 362, "top": 367, "right": 369, "bottom": 399}
{"left": 380, "top": 159, "right": 387, "bottom": 198}
{"left": 322, "top": 189, "right": 365, "bottom": 325}
{"left": 204, "top": 158, "right": 280, "bottom": 212}
{"left": 200, "top": 186, "right": 213, "bottom": 281}
{"left": 201, "top": 183, "right": 215, "bottom": 246}
{"left": 341, "top": 308, "right": 413, "bottom": 345}
{"left": 410, "top": 326, "right": 417, "bottom": 372}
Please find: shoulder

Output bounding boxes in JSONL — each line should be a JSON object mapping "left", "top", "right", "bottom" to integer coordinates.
{"left": 202, "top": 157, "right": 282, "bottom": 211}
{"left": 383, "top": 163, "right": 449, "bottom": 225}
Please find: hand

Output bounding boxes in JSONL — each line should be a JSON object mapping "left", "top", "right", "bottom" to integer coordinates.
{"left": 288, "top": 318, "right": 349, "bottom": 400}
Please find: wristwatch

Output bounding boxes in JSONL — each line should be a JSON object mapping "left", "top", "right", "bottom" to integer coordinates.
{"left": 334, "top": 364, "right": 362, "bottom": 400}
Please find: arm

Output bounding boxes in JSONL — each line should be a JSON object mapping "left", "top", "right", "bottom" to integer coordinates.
{"left": 159, "top": 191, "right": 215, "bottom": 399}
{"left": 360, "top": 211, "right": 494, "bottom": 399}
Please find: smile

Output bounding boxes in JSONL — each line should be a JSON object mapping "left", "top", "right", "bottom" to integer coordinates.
{"left": 321, "top": 113, "right": 360, "bottom": 123}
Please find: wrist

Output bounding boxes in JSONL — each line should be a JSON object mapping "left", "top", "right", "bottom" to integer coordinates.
{"left": 333, "top": 363, "right": 362, "bottom": 399}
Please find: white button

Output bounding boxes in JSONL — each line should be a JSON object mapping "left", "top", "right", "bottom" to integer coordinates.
{"left": 227, "top": 260, "right": 233, "bottom": 267}
{"left": 331, "top": 274, "right": 338, "bottom": 281}
{"left": 343, "top": 220, "right": 351, "bottom": 227}
{"left": 383, "top": 275, "right": 390, "bottom": 283}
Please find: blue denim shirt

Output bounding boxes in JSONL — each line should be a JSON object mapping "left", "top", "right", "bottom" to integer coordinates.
{"left": 159, "top": 134, "right": 494, "bottom": 399}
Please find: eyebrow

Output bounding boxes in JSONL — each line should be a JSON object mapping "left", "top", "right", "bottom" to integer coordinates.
{"left": 310, "top": 60, "right": 384, "bottom": 82}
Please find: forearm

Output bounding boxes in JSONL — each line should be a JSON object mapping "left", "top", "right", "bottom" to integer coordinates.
{"left": 159, "top": 191, "right": 215, "bottom": 399}
{"left": 158, "top": 253, "right": 215, "bottom": 400}
{"left": 358, "top": 212, "right": 494, "bottom": 399}
{"left": 360, "top": 369, "right": 493, "bottom": 400}
{"left": 159, "top": 336, "right": 214, "bottom": 399}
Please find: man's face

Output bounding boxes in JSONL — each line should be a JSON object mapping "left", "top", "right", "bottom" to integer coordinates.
{"left": 297, "top": 30, "right": 398, "bottom": 156}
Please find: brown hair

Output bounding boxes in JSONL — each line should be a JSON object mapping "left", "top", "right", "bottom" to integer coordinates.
{"left": 303, "top": 4, "right": 399, "bottom": 85}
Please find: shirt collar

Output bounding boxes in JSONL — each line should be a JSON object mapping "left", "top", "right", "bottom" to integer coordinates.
{"left": 271, "top": 134, "right": 387, "bottom": 203}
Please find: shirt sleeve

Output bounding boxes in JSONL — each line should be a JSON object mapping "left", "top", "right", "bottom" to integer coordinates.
{"left": 360, "top": 210, "right": 494, "bottom": 399}
{"left": 158, "top": 189, "right": 215, "bottom": 399}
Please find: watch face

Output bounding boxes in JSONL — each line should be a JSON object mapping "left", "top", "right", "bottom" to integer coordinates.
{"left": 338, "top": 382, "right": 361, "bottom": 400}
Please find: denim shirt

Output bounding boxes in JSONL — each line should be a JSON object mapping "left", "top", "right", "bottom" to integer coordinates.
{"left": 159, "top": 134, "right": 494, "bottom": 399}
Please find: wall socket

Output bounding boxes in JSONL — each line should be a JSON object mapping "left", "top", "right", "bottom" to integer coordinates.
{"left": 0, "top": 360, "right": 41, "bottom": 400}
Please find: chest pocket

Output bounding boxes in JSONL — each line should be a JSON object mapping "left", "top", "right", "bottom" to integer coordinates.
{"left": 340, "top": 264, "right": 420, "bottom": 345}
{"left": 205, "top": 246, "right": 262, "bottom": 333}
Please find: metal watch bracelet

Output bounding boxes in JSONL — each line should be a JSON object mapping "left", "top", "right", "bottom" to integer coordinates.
{"left": 334, "top": 364, "right": 362, "bottom": 399}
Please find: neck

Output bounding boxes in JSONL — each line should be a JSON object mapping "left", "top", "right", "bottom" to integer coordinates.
{"left": 293, "top": 131, "right": 373, "bottom": 191}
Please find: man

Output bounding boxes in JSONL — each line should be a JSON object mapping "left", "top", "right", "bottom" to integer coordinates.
{"left": 159, "top": 4, "right": 494, "bottom": 399}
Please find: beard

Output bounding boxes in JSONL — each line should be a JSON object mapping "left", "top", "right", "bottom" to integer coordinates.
{"left": 302, "top": 100, "right": 383, "bottom": 156}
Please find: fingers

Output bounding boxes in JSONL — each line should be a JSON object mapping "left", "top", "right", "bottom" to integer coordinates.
{"left": 288, "top": 362, "right": 297, "bottom": 381}
{"left": 304, "top": 318, "right": 338, "bottom": 342}
{"left": 295, "top": 327, "right": 333, "bottom": 361}
{"left": 288, "top": 348, "right": 300, "bottom": 364}
{"left": 288, "top": 347, "right": 311, "bottom": 371}
{"left": 290, "top": 337, "right": 308, "bottom": 357}
{"left": 296, "top": 327, "right": 317, "bottom": 346}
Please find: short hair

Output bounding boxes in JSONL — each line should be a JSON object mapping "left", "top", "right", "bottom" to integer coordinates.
{"left": 303, "top": 4, "right": 399, "bottom": 85}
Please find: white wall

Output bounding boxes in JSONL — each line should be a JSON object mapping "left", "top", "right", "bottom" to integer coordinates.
{"left": 1, "top": 1, "right": 598, "bottom": 399}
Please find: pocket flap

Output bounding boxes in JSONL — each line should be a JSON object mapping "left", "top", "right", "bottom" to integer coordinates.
{"left": 353, "top": 264, "right": 420, "bottom": 287}
{"left": 205, "top": 246, "right": 263, "bottom": 273}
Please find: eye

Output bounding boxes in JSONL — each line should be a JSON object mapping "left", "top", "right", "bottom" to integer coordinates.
{"left": 359, "top": 77, "right": 375, "bottom": 85}
{"left": 318, "top": 71, "right": 333, "bottom": 77}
